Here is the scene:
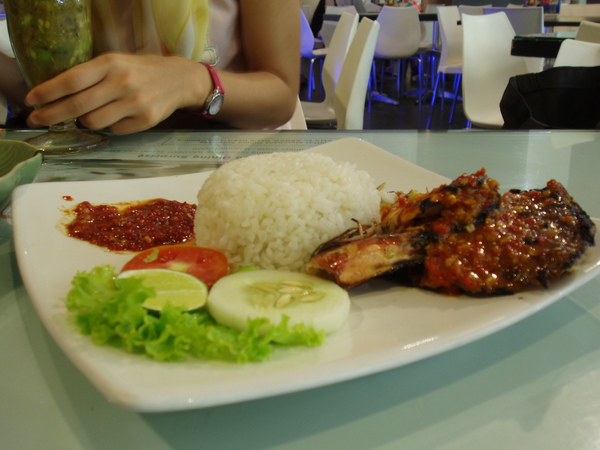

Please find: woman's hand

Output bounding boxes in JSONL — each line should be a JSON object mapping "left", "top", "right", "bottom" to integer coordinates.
{"left": 25, "top": 53, "right": 207, "bottom": 135}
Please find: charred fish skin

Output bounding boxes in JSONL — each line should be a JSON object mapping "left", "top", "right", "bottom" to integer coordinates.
{"left": 415, "top": 179, "right": 596, "bottom": 295}
{"left": 381, "top": 169, "right": 501, "bottom": 234}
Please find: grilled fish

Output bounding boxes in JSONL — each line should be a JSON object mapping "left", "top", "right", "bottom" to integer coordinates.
{"left": 307, "top": 170, "right": 596, "bottom": 296}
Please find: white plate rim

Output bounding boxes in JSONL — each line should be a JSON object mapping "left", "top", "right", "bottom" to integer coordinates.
{"left": 11, "top": 137, "right": 600, "bottom": 412}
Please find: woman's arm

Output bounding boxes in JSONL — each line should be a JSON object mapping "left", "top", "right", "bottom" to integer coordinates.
{"left": 24, "top": 0, "right": 300, "bottom": 134}
{"left": 212, "top": 0, "right": 300, "bottom": 129}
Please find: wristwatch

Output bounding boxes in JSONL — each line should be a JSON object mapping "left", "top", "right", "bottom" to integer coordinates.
{"left": 200, "top": 62, "right": 224, "bottom": 118}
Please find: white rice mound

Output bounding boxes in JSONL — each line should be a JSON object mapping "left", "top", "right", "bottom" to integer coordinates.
{"left": 194, "top": 152, "right": 381, "bottom": 272}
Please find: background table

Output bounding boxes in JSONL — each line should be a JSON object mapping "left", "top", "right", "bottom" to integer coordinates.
{"left": 323, "top": 12, "right": 438, "bottom": 22}
{"left": 511, "top": 30, "right": 577, "bottom": 58}
{"left": 543, "top": 13, "right": 600, "bottom": 27}
{"left": 2, "top": 129, "right": 600, "bottom": 449}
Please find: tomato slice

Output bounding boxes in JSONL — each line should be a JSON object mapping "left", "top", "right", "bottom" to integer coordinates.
{"left": 121, "top": 245, "right": 229, "bottom": 287}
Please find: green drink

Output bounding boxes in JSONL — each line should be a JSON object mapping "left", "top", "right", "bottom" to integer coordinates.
{"left": 6, "top": 0, "right": 92, "bottom": 88}
{"left": 4, "top": 0, "right": 107, "bottom": 155}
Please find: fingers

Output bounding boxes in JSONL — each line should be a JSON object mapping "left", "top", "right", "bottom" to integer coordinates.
{"left": 79, "top": 100, "right": 166, "bottom": 135}
{"left": 25, "top": 53, "right": 195, "bottom": 134}
{"left": 25, "top": 56, "right": 113, "bottom": 128}
{"left": 27, "top": 89, "right": 104, "bottom": 128}
{"left": 25, "top": 57, "right": 108, "bottom": 108}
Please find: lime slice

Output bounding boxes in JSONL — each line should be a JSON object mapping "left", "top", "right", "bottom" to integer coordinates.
{"left": 117, "top": 268, "right": 208, "bottom": 311}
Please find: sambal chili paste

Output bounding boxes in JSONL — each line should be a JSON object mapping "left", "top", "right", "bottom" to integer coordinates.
{"left": 65, "top": 199, "right": 196, "bottom": 251}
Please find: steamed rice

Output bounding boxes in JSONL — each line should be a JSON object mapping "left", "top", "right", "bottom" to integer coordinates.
{"left": 194, "top": 152, "right": 381, "bottom": 271}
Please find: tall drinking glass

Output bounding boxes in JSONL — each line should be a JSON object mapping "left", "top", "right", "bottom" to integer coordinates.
{"left": 4, "top": 0, "right": 108, "bottom": 155}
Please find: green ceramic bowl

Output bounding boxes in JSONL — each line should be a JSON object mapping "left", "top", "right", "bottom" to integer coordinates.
{"left": 0, "top": 140, "right": 43, "bottom": 210}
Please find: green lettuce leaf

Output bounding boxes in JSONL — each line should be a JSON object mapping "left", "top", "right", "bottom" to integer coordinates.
{"left": 66, "top": 265, "right": 324, "bottom": 363}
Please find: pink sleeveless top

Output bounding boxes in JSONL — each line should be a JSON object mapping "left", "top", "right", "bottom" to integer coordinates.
{"left": 90, "top": 0, "right": 244, "bottom": 70}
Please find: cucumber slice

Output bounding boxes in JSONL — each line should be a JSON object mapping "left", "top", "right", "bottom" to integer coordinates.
{"left": 207, "top": 270, "right": 350, "bottom": 335}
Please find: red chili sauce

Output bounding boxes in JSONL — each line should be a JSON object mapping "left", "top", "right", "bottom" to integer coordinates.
{"left": 66, "top": 199, "right": 196, "bottom": 251}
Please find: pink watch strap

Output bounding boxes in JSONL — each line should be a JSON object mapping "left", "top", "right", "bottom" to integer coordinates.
{"left": 197, "top": 62, "right": 225, "bottom": 118}
{"left": 200, "top": 62, "right": 225, "bottom": 95}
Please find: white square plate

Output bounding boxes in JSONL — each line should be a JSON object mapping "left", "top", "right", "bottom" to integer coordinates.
{"left": 11, "top": 138, "right": 600, "bottom": 412}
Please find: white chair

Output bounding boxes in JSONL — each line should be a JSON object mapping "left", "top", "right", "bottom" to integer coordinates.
{"left": 559, "top": 4, "right": 600, "bottom": 17}
{"left": 419, "top": 4, "right": 441, "bottom": 92}
{"left": 338, "top": 0, "right": 370, "bottom": 13}
{"left": 483, "top": 6, "right": 544, "bottom": 72}
{"left": 502, "top": 39, "right": 600, "bottom": 129}
{"left": 371, "top": 6, "right": 424, "bottom": 108}
{"left": 576, "top": 21, "right": 600, "bottom": 44}
{"left": 462, "top": 12, "right": 535, "bottom": 128}
{"left": 301, "top": 12, "right": 359, "bottom": 126}
{"left": 325, "top": 5, "right": 358, "bottom": 15}
{"left": 364, "top": 1, "right": 382, "bottom": 13}
{"left": 454, "top": 0, "right": 497, "bottom": 5}
{"left": 300, "top": 10, "right": 327, "bottom": 101}
{"left": 458, "top": 5, "right": 490, "bottom": 17}
{"left": 301, "top": 0, "right": 322, "bottom": 24}
{"left": 334, "top": 17, "right": 380, "bottom": 129}
{"left": 554, "top": 38, "right": 600, "bottom": 67}
{"left": 321, "top": 5, "right": 359, "bottom": 47}
{"left": 556, "top": 4, "right": 600, "bottom": 32}
{"left": 419, "top": 4, "right": 439, "bottom": 52}
{"left": 290, "top": 97, "right": 308, "bottom": 130}
{"left": 428, "top": 6, "right": 463, "bottom": 126}
{"left": 483, "top": 7, "right": 544, "bottom": 36}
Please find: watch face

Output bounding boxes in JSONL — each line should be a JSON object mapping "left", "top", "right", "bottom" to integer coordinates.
{"left": 208, "top": 93, "right": 224, "bottom": 116}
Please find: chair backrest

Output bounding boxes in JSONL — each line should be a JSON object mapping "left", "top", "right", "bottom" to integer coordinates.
{"left": 462, "top": 12, "right": 532, "bottom": 128}
{"left": 454, "top": 0, "right": 494, "bottom": 6}
{"left": 287, "top": 97, "right": 308, "bottom": 130}
{"left": 321, "top": 5, "right": 358, "bottom": 47}
{"left": 375, "top": 6, "right": 421, "bottom": 59}
{"left": 364, "top": 2, "right": 382, "bottom": 13}
{"left": 456, "top": 0, "right": 524, "bottom": 5}
{"left": 420, "top": 4, "right": 439, "bottom": 49}
{"left": 300, "top": 9, "right": 317, "bottom": 58}
{"left": 458, "top": 5, "right": 490, "bottom": 16}
{"left": 559, "top": 4, "right": 600, "bottom": 17}
{"left": 352, "top": 0, "right": 368, "bottom": 13}
{"left": 325, "top": 6, "right": 358, "bottom": 15}
{"left": 576, "top": 21, "right": 600, "bottom": 44}
{"left": 333, "top": 0, "right": 367, "bottom": 12}
{"left": 301, "top": 0, "right": 322, "bottom": 23}
{"left": 483, "top": 6, "right": 543, "bottom": 36}
{"left": 322, "top": 12, "right": 359, "bottom": 105}
{"left": 437, "top": 6, "right": 463, "bottom": 68}
{"left": 555, "top": 38, "right": 600, "bottom": 67}
{"left": 334, "top": 18, "right": 380, "bottom": 130}
{"left": 320, "top": 21, "right": 336, "bottom": 48}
